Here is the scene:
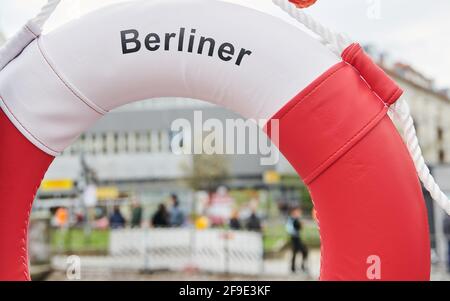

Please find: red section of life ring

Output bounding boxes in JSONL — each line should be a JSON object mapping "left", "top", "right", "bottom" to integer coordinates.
{"left": 0, "top": 109, "right": 54, "bottom": 280}
{"left": 265, "top": 44, "right": 430, "bottom": 280}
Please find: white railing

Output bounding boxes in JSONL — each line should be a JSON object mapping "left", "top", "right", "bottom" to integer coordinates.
{"left": 109, "top": 228, "right": 264, "bottom": 275}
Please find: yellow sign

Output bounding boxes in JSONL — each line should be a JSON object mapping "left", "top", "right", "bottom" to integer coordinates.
{"left": 96, "top": 186, "right": 120, "bottom": 200}
{"left": 40, "top": 179, "right": 74, "bottom": 191}
{"left": 263, "top": 170, "right": 281, "bottom": 185}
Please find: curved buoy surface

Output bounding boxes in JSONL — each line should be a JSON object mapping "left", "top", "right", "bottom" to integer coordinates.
{"left": 0, "top": 0, "right": 429, "bottom": 280}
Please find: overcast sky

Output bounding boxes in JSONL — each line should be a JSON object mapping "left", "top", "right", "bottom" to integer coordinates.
{"left": 1, "top": 0, "right": 450, "bottom": 88}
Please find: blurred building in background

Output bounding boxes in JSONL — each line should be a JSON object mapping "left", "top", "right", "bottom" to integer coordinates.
{"left": 40, "top": 99, "right": 282, "bottom": 207}
{"left": 367, "top": 46, "right": 450, "bottom": 165}
{"left": 390, "top": 65, "right": 450, "bottom": 164}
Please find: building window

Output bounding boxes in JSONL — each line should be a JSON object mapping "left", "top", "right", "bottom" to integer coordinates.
{"left": 151, "top": 130, "right": 160, "bottom": 153}
{"left": 106, "top": 132, "right": 115, "bottom": 154}
{"left": 127, "top": 132, "right": 137, "bottom": 153}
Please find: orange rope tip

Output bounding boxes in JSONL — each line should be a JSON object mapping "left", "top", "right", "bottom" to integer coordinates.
{"left": 289, "top": 0, "right": 317, "bottom": 8}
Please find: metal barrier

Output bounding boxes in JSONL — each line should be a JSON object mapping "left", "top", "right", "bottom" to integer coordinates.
{"left": 109, "top": 228, "right": 264, "bottom": 275}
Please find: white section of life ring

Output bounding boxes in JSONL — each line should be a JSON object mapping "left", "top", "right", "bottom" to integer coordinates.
{"left": 0, "top": 0, "right": 339, "bottom": 155}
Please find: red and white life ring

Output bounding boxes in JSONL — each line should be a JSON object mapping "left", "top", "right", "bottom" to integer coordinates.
{"left": 0, "top": 0, "right": 440, "bottom": 280}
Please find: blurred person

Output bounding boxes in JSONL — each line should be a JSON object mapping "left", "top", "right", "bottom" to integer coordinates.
{"left": 93, "top": 207, "right": 109, "bottom": 229}
{"left": 169, "top": 194, "right": 185, "bottom": 227}
{"left": 246, "top": 208, "right": 262, "bottom": 232}
{"left": 95, "top": 215, "right": 109, "bottom": 230}
{"left": 286, "top": 207, "right": 309, "bottom": 273}
{"left": 131, "top": 200, "right": 143, "bottom": 228}
{"left": 444, "top": 214, "right": 450, "bottom": 273}
{"left": 55, "top": 207, "right": 69, "bottom": 227}
{"left": 74, "top": 209, "right": 85, "bottom": 226}
{"left": 207, "top": 187, "right": 234, "bottom": 226}
{"left": 152, "top": 203, "right": 169, "bottom": 228}
{"left": 109, "top": 205, "right": 126, "bottom": 229}
{"left": 277, "top": 198, "right": 290, "bottom": 217}
{"left": 229, "top": 209, "right": 241, "bottom": 230}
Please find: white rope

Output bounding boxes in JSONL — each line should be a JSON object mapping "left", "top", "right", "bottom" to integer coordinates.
{"left": 32, "top": 0, "right": 61, "bottom": 30}
{"left": 272, "top": 0, "right": 352, "bottom": 55}
{"left": 391, "top": 99, "right": 450, "bottom": 215}
{"left": 0, "top": 0, "right": 61, "bottom": 71}
{"left": 273, "top": 0, "right": 450, "bottom": 215}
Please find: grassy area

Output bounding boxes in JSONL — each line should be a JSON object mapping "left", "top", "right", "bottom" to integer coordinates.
{"left": 51, "top": 223, "right": 321, "bottom": 255}
{"left": 263, "top": 222, "right": 321, "bottom": 253}
{"left": 50, "top": 228, "right": 109, "bottom": 254}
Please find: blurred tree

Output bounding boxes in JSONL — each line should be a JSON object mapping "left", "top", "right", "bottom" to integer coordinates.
{"left": 280, "top": 174, "right": 314, "bottom": 215}
{"left": 181, "top": 154, "right": 229, "bottom": 192}
{"left": 299, "top": 185, "right": 314, "bottom": 214}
